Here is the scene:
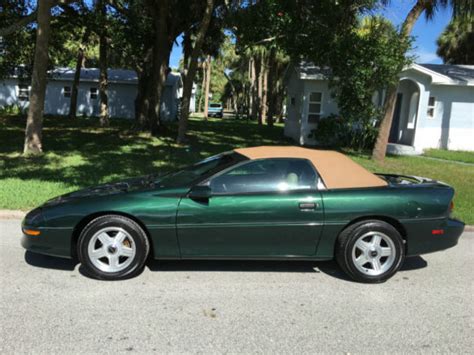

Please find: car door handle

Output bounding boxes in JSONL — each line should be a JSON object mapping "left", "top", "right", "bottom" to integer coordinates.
{"left": 298, "top": 202, "right": 319, "bottom": 210}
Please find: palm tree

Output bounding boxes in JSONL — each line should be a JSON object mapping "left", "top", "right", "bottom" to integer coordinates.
{"left": 372, "top": 0, "right": 455, "bottom": 162}
{"left": 437, "top": 17, "right": 474, "bottom": 64}
{"left": 437, "top": 4, "right": 473, "bottom": 65}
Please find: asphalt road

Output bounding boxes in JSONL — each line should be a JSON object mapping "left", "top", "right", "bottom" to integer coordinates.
{"left": 1, "top": 219, "right": 473, "bottom": 354}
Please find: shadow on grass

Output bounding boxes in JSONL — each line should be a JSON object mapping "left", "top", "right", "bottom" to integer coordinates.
{"left": 1, "top": 115, "right": 291, "bottom": 189}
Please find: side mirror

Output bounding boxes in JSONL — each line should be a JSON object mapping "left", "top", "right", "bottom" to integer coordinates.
{"left": 188, "top": 185, "right": 212, "bottom": 200}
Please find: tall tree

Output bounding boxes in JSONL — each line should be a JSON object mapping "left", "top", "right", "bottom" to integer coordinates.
{"left": 147, "top": 0, "right": 173, "bottom": 134}
{"left": 23, "top": 0, "right": 54, "bottom": 155}
{"left": 437, "top": 3, "right": 473, "bottom": 64}
{"left": 372, "top": 0, "right": 451, "bottom": 162}
{"left": 98, "top": 0, "right": 109, "bottom": 126}
{"left": 198, "top": 60, "right": 207, "bottom": 112}
{"left": 203, "top": 55, "right": 212, "bottom": 120}
{"left": 69, "top": 27, "right": 91, "bottom": 119}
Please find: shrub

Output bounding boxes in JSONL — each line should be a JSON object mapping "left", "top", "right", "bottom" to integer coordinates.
{"left": 0, "top": 105, "right": 22, "bottom": 116}
{"left": 310, "top": 114, "right": 378, "bottom": 150}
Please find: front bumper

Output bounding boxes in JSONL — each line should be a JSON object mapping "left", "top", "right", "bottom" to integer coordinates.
{"left": 21, "top": 225, "right": 73, "bottom": 259}
{"left": 406, "top": 218, "right": 465, "bottom": 256}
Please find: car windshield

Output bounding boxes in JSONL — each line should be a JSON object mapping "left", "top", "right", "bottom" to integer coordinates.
{"left": 210, "top": 104, "right": 221, "bottom": 108}
{"left": 155, "top": 152, "right": 244, "bottom": 188}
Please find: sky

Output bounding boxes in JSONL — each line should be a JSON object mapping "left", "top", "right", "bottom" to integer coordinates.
{"left": 379, "top": 0, "right": 452, "bottom": 64}
{"left": 168, "top": 0, "right": 452, "bottom": 68}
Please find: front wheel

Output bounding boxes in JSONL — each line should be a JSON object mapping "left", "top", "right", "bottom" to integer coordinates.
{"left": 78, "top": 215, "right": 150, "bottom": 280}
{"left": 336, "top": 220, "right": 405, "bottom": 283}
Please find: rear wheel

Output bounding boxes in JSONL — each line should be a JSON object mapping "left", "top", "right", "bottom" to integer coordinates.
{"left": 78, "top": 215, "right": 149, "bottom": 280}
{"left": 336, "top": 220, "right": 405, "bottom": 283}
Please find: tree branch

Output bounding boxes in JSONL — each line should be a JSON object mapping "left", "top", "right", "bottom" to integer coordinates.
{"left": 0, "top": 10, "right": 38, "bottom": 37}
{"left": 0, "top": 0, "right": 75, "bottom": 37}
{"left": 107, "top": 0, "right": 129, "bottom": 16}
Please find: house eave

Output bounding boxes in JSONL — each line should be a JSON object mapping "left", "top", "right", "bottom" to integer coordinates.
{"left": 404, "top": 63, "right": 474, "bottom": 86}
{"left": 48, "top": 77, "right": 137, "bottom": 85}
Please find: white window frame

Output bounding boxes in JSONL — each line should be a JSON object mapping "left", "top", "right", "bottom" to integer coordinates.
{"left": 307, "top": 91, "right": 323, "bottom": 124}
{"left": 90, "top": 87, "right": 98, "bottom": 99}
{"left": 427, "top": 96, "right": 436, "bottom": 119}
{"left": 63, "top": 86, "right": 72, "bottom": 98}
{"left": 18, "top": 84, "right": 29, "bottom": 102}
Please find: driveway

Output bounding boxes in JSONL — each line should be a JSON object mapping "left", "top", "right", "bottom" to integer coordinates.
{"left": 1, "top": 218, "right": 473, "bottom": 353}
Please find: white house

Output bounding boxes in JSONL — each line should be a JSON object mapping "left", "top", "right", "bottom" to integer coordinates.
{"left": 284, "top": 63, "right": 474, "bottom": 153}
{"left": 0, "top": 68, "right": 196, "bottom": 120}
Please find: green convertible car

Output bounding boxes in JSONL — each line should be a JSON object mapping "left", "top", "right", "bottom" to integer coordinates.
{"left": 22, "top": 146, "right": 464, "bottom": 283}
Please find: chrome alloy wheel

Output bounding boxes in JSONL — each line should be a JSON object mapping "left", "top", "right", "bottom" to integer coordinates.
{"left": 351, "top": 232, "right": 396, "bottom": 276}
{"left": 87, "top": 227, "right": 136, "bottom": 273}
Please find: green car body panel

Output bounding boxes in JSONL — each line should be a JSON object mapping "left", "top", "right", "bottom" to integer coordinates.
{"left": 22, "top": 161, "right": 464, "bottom": 262}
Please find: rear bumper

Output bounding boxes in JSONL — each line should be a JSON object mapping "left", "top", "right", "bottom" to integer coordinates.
{"left": 21, "top": 226, "right": 73, "bottom": 259}
{"left": 406, "top": 218, "right": 464, "bottom": 256}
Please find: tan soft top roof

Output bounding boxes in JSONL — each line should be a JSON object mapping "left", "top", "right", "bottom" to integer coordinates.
{"left": 234, "top": 146, "right": 387, "bottom": 189}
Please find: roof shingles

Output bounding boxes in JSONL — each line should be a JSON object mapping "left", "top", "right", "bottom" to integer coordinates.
{"left": 418, "top": 64, "right": 474, "bottom": 84}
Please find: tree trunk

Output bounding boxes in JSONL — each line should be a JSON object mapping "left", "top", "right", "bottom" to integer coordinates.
{"left": 203, "top": 55, "right": 212, "bottom": 121}
{"left": 182, "top": 31, "right": 192, "bottom": 76}
{"left": 247, "top": 57, "right": 255, "bottom": 119}
{"left": 256, "top": 56, "right": 265, "bottom": 125}
{"left": 252, "top": 57, "right": 259, "bottom": 121}
{"left": 23, "top": 0, "right": 53, "bottom": 155}
{"left": 148, "top": 0, "right": 173, "bottom": 135}
{"left": 177, "top": 0, "right": 215, "bottom": 143}
{"left": 69, "top": 29, "right": 89, "bottom": 120}
{"left": 371, "top": 0, "right": 425, "bottom": 162}
{"left": 198, "top": 61, "right": 206, "bottom": 113}
{"left": 266, "top": 47, "right": 276, "bottom": 127}
{"left": 135, "top": 68, "right": 152, "bottom": 129}
{"left": 260, "top": 54, "right": 268, "bottom": 125}
{"left": 69, "top": 47, "right": 84, "bottom": 119}
{"left": 98, "top": 0, "right": 109, "bottom": 126}
{"left": 134, "top": 48, "right": 153, "bottom": 129}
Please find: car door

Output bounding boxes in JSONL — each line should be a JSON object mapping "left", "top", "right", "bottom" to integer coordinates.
{"left": 176, "top": 158, "right": 324, "bottom": 257}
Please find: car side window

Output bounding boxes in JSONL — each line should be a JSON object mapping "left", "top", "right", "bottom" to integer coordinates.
{"left": 209, "top": 158, "right": 318, "bottom": 194}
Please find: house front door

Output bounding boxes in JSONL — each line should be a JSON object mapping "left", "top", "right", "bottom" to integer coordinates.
{"left": 389, "top": 93, "right": 403, "bottom": 143}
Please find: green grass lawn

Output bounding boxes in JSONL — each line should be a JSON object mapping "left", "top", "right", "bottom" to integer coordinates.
{"left": 423, "top": 149, "right": 474, "bottom": 164}
{"left": 1, "top": 114, "right": 473, "bottom": 224}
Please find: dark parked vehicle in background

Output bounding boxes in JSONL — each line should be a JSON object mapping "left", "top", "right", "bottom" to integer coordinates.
{"left": 21, "top": 146, "right": 464, "bottom": 283}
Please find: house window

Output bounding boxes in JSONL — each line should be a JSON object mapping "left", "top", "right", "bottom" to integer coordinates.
{"left": 427, "top": 96, "right": 436, "bottom": 119}
{"left": 307, "top": 92, "right": 322, "bottom": 123}
{"left": 90, "top": 87, "right": 98, "bottom": 99}
{"left": 290, "top": 97, "right": 296, "bottom": 106}
{"left": 63, "top": 86, "right": 71, "bottom": 98}
{"left": 18, "top": 85, "right": 29, "bottom": 102}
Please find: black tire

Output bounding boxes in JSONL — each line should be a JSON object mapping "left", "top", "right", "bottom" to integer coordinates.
{"left": 335, "top": 220, "right": 405, "bottom": 283}
{"left": 77, "top": 215, "right": 150, "bottom": 280}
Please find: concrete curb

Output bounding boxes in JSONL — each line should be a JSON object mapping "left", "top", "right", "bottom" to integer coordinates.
{"left": 0, "top": 209, "right": 473, "bottom": 231}
{"left": 0, "top": 210, "right": 26, "bottom": 220}
{"left": 465, "top": 225, "right": 474, "bottom": 232}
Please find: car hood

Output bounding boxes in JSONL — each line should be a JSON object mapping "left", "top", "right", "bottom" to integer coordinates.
{"left": 43, "top": 175, "right": 158, "bottom": 207}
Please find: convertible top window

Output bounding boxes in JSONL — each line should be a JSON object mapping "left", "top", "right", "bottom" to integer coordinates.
{"left": 209, "top": 158, "right": 318, "bottom": 194}
{"left": 155, "top": 152, "right": 246, "bottom": 188}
